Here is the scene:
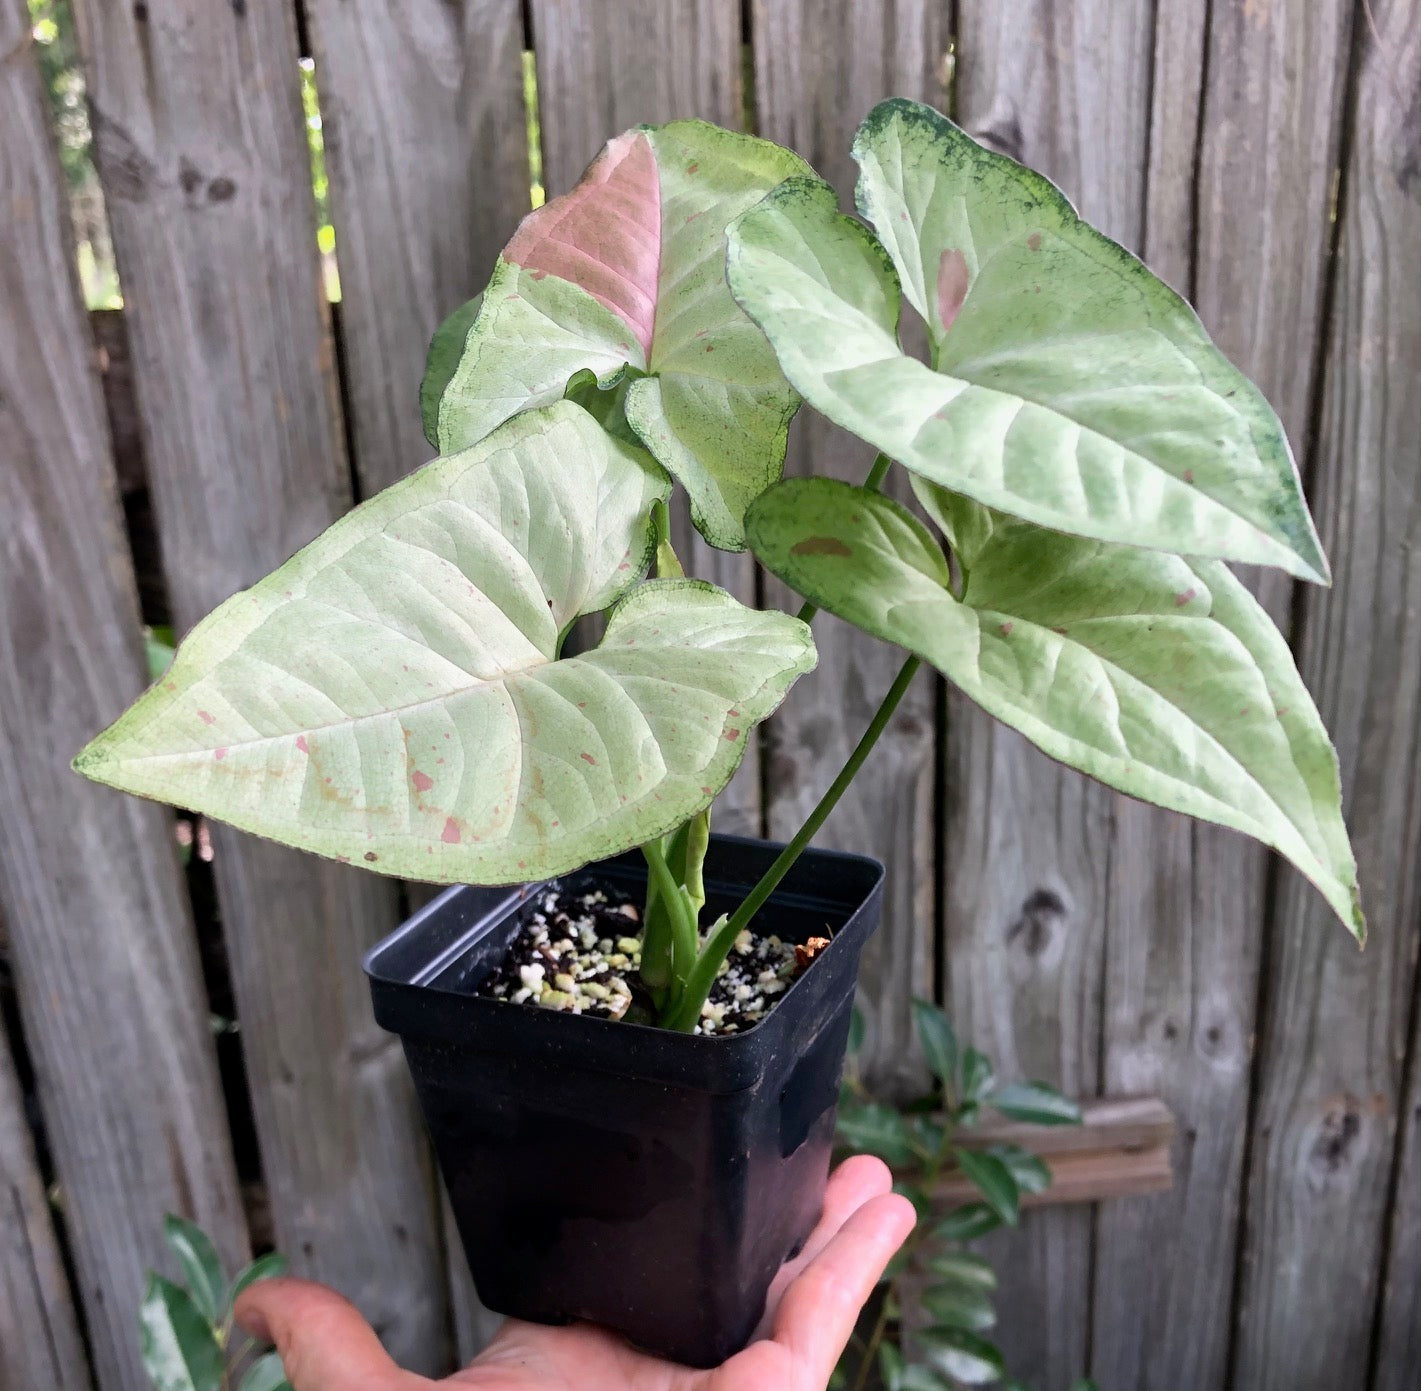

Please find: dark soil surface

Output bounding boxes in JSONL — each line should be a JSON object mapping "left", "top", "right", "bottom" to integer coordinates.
{"left": 473, "top": 883, "right": 827, "bottom": 1035}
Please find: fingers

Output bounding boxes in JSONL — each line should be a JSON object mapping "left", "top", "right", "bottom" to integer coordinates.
{"left": 761, "top": 1155, "right": 896, "bottom": 1330}
{"left": 235, "top": 1277, "right": 418, "bottom": 1391}
{"left": 770, "top": 1190, "right": 917, "bottom": 1386}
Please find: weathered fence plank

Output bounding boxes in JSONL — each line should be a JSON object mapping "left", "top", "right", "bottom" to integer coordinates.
{"left": 1235, "top": 0, "right": 1421, "bottom": 1384}
{"left": 0, "top": 1003, "right": 93, "bottom": 1391}
{"left": 527, "top": 0, "right": 764, "bottom": 836}
{"left": 949, "top": 4, "right": 1154, "bottom": 1384}
{"left": 300, "top": 8, "right": 532, "bottom": 1357}
{"left": 68, "top": 2, "right": 447, "bottom": 1372}
{"left": 0, "top": 13, "right": 248, "bottom": 1389}
{"left": 750, "top": 0, "right": 944, "bottom": 1094}
{"left": 1090, "top": 2, "right": 1360, "bottom": 1387}
{"left": 303, "top": 0, "right": 530, "bottom": 497}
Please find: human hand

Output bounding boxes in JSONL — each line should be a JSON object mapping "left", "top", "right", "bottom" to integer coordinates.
{"left": 234, "top": 1155, "right": 914, "bottom": 1391}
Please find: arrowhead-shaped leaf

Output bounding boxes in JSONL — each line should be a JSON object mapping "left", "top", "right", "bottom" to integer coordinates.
{"left": 76, "top": 403, "right": 815, "bottom": 883}
{"left": 727, "top": 101, "right": 1328, "bottom": 582}
{"left": 434, "top": 122, "right": 811, "bottom": 549}
{"left": 745, "top": 477, "right": 1363, "bottom": 939}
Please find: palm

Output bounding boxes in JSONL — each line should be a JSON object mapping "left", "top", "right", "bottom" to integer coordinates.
{"left": 237, "top": 1158, "right": 913, "bottom": 1391}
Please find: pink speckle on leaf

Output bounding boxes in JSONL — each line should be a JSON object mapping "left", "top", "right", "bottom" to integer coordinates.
{"left": 580, "top": 752, "right": 597, "bottom": 765}
{"left": 441, "top": 817, "right": 462, "bottom": 844}
{"left": 214, "top": 747, "right": 228, "bottom": 761}
{"left": 1175, "top": 588, "right": 1197, "bottom": 607}
{"left": 724, "top": 728, "right": 740, "bottom": 742}
{"left": 999, "top": 622, "right": 1014, "bottom": 636}
{"left": 1183, "top": 469, "right": 1195, "bottom": 484}
{"left": 936, "top": 248, "right": 969, "bottom": 332}
{"left": 295, "top": 735, "right": 309, "bottom": 753}
{"left": 412, "top": 770, "right": 434, "bottom": 792}
{"left": 198, "top": 710, "right": 215, "bottom": 725}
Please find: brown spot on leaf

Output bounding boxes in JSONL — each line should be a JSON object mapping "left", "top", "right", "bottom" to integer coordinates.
{"left": 1174, "top": 588, "right": 1197, "bottom": 607}
{"left": 686, "top": 161, "right": 699, "bottom": 174}
{"left": 724, "top": 728, "right": 740, "bottom": 741}
{"left": 364, "top": 851, "right": 379, "bottom": 862}
{"left": 412, "top": 770, "right": 434, "bottom": 792}
{"left": 790, "top": 536, "right": 852, "bottom": 557}
{"left": 999, "top": 621, "right": 1014, "bottom": 636}
{"left": 442, "top": 817, "right": 462, "bottom": 844}
{"left": 580, "top": 752, "right": 597, "bottom": 765}
{"left": 1027, "top": 231, "right": 1042, "bottom": 252}
{"left": 1183, "top": 469, "right": 1195, "bottom": 484}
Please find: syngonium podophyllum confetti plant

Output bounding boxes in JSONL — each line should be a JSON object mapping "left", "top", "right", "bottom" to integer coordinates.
{"left": 77, "top": 100, "right": 1365, "bottom": 1033}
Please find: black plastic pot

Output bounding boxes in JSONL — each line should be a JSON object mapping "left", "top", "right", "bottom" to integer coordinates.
{"left": 364, "top": 833, "right": 884, "bottom": 1368}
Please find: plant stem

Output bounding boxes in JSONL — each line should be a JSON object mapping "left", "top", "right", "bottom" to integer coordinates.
{"left": 793, "top": 452, "right": 893, "bottom": 625}
{"left": 642, "top": 841, "right": 696, "bottom": 1011}
{"left": 665, "top": 652, "right": 922, "bottom": 1031}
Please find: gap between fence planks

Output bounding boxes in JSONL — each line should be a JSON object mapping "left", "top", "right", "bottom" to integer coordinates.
{"left": 936, "top": 1098, "right": 1175, "bottom": 1209}
{"left": 0, "top": 987, "right": 94, "bottom": 1391}
{"left": 0, "top": 8, "right": 250, "bottom": 1389}
{"left": 67, "top": 0, "right": 447, "bottom": 1373}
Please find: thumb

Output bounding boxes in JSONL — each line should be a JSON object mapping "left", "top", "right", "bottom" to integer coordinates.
{"left": 234, "top": 1277, "right": 417, "bottom": 1391}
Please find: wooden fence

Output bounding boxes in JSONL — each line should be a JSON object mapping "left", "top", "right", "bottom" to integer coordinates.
{"left": 2, "top": 1, "right": 1418, "bottom": 1389}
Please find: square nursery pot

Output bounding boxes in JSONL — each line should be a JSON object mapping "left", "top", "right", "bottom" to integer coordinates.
{"left": 364, "top": 833, "right": 884, "bottom": 1368}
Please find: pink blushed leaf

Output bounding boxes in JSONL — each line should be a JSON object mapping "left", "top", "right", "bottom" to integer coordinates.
{"left": 504, "top": 130, "right": 661, "bottom": 358}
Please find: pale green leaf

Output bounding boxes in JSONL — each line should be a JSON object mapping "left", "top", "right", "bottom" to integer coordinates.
{"left": 237, "top": 1352, "right": 291, "bottom": 1391}
{"left": 162, "top": 1215, "right": 225, "bottom": 1325}
{"left": 76, "top": 404, "right": 815, "bottom": 884}
{"left": 437, "top": 122, "right": 809, "bottom": 548}
{"left": 138, "top": 1276, "right": 224, "bottom": 1391}
{"left": 745, "top": 478, "right": 1363, "bottom": 938}
{"left": 727, "top": 112, "right": 1329, "bottom": 581}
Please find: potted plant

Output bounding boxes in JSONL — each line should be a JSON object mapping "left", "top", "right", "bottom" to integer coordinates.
{"left": 76, "top": 99, "right": 1363, "bottom": 1369}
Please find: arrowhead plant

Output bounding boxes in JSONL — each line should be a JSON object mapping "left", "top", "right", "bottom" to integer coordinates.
{"left": 78, "top": 99, "right": 1363, "bottom": 1038}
